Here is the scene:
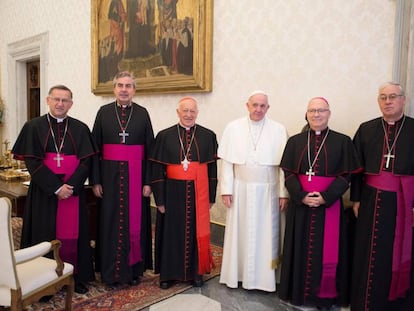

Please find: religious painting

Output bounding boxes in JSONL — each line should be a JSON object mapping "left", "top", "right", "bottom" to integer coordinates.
{"left": 91, "top": 0, "right": 213, "bottom": 95}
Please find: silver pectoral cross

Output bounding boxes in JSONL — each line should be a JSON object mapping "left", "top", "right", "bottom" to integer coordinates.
{"left": 119, "top": 130, "right": 129, "bottom": 143}
{"left": 384, "top": 152, "right": 395, "bottom": 169}
{"left": 54, "top": 153, "right": 64, "bottom": 167}
{"left": 306, "top": 167, "right": 315, "bottom": 181}
{"left": 181, "top": 157, "right": 190, "bottom": 171}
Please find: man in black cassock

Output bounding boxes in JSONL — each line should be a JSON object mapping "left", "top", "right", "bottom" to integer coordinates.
{"left": 90, "top": 71, "right": 154, "bottom": 285}
{"left": 350, "top": 82, "right": 414, "bottom": 311}
{"left": 278, "top": 97, "right": 361, "bottom": 309}
{"left": 150, "top": 97, "right": 218, "bottom": 289}
{"left": 12, "top": 85, "right": 97, "bottom": 294}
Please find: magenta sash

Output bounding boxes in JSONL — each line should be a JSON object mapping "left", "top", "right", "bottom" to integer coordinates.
{"left": 103, "top": 144, "right": 144, "bottom": 265}
{"left": 299, "top": 174, "right": 339, "bottom": 298}
{"left": 366, "top": 172, "right": 414, "bottom": 300}
{"left": 44, "top": 153, "right": 80, "bottom": 270}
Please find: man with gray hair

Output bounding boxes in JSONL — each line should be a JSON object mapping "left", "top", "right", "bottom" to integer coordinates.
{"left": 91, "top": 71, "right": 154, "bottom": 286}
{"left": 351, "top": 82, "right": 414, "bottom": 310}
{"left": 218, "top": 90, "right": 289, "bottom": 292}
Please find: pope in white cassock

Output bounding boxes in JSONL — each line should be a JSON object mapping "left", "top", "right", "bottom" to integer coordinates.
{"left": 218, "top": 90, "right": 289, "bottom": 292}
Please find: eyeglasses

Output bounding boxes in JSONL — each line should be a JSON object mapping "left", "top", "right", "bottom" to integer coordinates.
{"left": 307, "top": 108, "right": 330, "bottom": 114}
{"left": 378, "top": 94, "right": 403, "bottom": 102}
{"left": 49, "top": 97, "right": 72, "bottom": 104}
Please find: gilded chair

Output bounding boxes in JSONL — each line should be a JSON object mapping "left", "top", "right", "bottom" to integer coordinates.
{"left": 0, "top": 197, "right": 74, "bottom": 311}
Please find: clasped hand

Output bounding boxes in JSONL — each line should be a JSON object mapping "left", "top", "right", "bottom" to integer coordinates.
{"left": 57, "top": 184, "right": 74, "bottom": 200}
{"left": 303, "top": 192, "right": 325, "bottom": 207}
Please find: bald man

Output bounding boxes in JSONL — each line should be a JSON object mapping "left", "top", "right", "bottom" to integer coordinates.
{"left": 150, "top": 97, "right": 218, "bottom": 289}
{"left": 278, "top": 97, "right": 361, "bottom": 309}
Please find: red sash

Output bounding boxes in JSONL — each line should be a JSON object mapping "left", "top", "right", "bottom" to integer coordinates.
{"left": 166, "top": 162, "right": 213, "bottom": 275}
{"left": 103, "top": 144, "right": 144, "bottom": 265}
{"left": 299, "top": 174, "right": 339, "bottom": 298}
{"left": 366, "top": 172, "right": 414, "bottom": 300}
{"left": 44, "top": 153, "right": 80, "bottom": 270}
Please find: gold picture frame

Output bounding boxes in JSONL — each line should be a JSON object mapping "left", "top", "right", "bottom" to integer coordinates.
{"left": 91, "top": 0, "right": 213, "bottom": 95}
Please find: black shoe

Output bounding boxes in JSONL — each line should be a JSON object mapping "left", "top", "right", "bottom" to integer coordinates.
{"left": 193, "top": 276, "right": 204, "bottom": 287}
{"left": 39, "top": 295, "right": 53, "bottom": 303}
{"left": 129, "top": 277, "right": 140, "bottom": 286}
{"left": 160, "top": 280, "right": 173, "bottom": 289}
{"left": 74, "top": 282, "right": 89, "bottom": 294}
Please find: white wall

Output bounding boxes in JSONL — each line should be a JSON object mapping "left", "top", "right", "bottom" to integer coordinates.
{"left": 0, "top": 0, "right": 398, "bottom": 223}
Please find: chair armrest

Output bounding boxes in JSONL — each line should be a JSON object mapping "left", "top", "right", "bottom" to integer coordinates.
{"left": 51, "top": 240, "right": 64, "bottom": 276}
{"left": 14, "top": 241, "right": 52, "bottom": 264}
{"left": 14, "top": 240, "right": 65, "bottom": 276}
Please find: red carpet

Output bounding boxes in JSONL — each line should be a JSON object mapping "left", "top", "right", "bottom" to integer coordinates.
{"left": 20, "top": 244, "right": 222, "bottom": 311}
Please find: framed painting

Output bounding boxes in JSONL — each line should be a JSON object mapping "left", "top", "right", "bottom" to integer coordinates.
{"left": 91, "top": 0, "right": 213, "bottom": 95}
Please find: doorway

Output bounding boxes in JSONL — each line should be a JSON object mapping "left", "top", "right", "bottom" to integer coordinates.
{"left": 7, "top": 32, "right": 48, "bottom": 144}
{"left": 26, "top": 60, "right": 40, "bottom": 120}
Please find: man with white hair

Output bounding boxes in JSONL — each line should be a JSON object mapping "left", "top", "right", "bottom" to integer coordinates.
{"left": 218, "top": 90, "right": 289, "bottom": 292}
{"left": 150, "top": 97, "right": 218, "bottom": 289}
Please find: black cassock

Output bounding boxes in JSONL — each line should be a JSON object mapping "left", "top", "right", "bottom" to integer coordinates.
{"left": 91, "top": 102, "right": 154, "bottom": 284}
{"left": 278, "top": 128, "right": 361, "bottom": 308}
{"left": 12, "top": 114, "right": 97, "bottom": 283}
{"left": 351, "top": 116, "right": 414, "bottom": 311}
{"left": 150, "top": 124, "right": 217, "bottom": 282}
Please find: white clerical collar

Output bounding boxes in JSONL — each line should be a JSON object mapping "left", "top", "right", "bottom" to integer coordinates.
{"left": 48, "top": 113, "right": 66, "bottom": 123}
{"left": 383, "top": 114, "right": 404, "bottom": 125}
{"left": 178, "top": 122, "right": 195, "bottom": 131}
{"left": 116, "top": 101, "right": 132, "bottom": 108}
{"left": 311, "top": 127, "right": 328, "bottom": 136}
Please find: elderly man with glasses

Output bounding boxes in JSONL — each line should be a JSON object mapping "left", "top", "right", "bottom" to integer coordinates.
{"left": 351, "top": 82, "right": 414, "bottom": 311}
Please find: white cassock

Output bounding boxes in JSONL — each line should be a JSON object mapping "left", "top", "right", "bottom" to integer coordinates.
{"left": 218, "top": 116, "right": 288, "bottom": 292}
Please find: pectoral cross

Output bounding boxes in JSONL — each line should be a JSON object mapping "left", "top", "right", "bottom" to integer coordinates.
{"left": 54, "top": 153, "right": 64, "bottom": 167}
{"left": 181, "top": 157, "right": 190, "bottom": 171}
{"left": 384, "top": 152, "right": 395, "bottom": 169}
{"left": 306, "top": 167, "right": 315, "bottom": 181}
{"left": 119, "top": 130, "right": 129, "bottom": 143}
